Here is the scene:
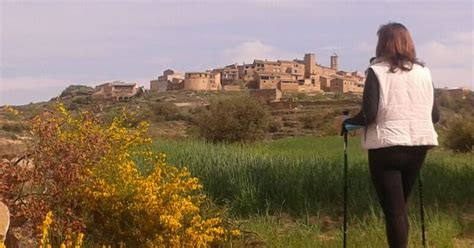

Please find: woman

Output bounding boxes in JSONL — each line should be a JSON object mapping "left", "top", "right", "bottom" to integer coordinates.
{"left": 342, "top": 22, "right": 439, "bottom": 247}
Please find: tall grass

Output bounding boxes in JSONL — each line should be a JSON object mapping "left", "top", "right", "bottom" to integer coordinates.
{"left": 151, "top": 136, "right": 474, "bottom": 217}
{"left": 147, "top": 136, "right": 474, "bottom": 246}
{"left": 233, "top": 209, "right": 464, "bottom": 247}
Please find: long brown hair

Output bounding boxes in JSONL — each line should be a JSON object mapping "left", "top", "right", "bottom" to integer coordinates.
{"left": 376, "top": 22, "right": 423, "bottom": 72}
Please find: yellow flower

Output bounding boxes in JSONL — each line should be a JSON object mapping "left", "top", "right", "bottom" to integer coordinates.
{"left": 39, "top": 211, "right": 53, "bottom": 246}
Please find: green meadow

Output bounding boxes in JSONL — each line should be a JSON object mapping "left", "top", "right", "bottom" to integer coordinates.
{"left": 151, "top": 136, "right": 474, "bottom": 247}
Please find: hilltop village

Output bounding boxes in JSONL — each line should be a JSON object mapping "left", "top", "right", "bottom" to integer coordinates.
{"left": 92, "top": 53, "right": 366, "bottom": 101}
{"left": 90, "top": 52, "right": 471, "bottom": 102}
{"left": 150, "top": 53, "right": 365, "bottom": 94}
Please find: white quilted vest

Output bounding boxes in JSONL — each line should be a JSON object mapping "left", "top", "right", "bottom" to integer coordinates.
{"left": 362, "top": 62, "right": 438, "bottom": 149}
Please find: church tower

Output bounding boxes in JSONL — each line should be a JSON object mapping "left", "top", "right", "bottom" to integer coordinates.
{"left": 330, "top": 53, "right": 338, "bottom": 71}
{"left": 304, "top": 53, "right": 316, "bottom": 78}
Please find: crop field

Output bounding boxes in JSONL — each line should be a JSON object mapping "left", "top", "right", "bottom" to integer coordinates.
{"left": 152, "top": 136, "right": 474, "bottom": 247}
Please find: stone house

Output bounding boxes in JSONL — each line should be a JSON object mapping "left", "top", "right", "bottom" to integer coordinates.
{"left": 329, "top": 76, "right": 364, "bottom": 94}
{"left": 213, "top": 64, "right": 239, "bottom": 85}
{"left": 441, "top": 87, "right": 471, "bottom": 100}
{"left": 150, "top": 69, "right": 184, "bottom": 92}
{"left": 298, "top": 76, "right": 322, "bottom": 93}
{"left": 92, "top": 81, "right": 142, "bottom": 100}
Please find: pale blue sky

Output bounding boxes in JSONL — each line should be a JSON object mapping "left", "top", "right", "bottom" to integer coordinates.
{"left": 1, "top": 0, "right": 473, "bottom": 105}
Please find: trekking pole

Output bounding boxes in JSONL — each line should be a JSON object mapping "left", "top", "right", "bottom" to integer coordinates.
{"left": 418, "top": 170, "right": 427, "bottom": 247}
{"left": 343, "top": 131, "right": 348, "bottom": 248}
{"left": 340, "top": 111, "right": 362, "bottom": 248}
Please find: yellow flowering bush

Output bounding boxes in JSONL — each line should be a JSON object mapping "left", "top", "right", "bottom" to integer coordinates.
{"left": 6, "top": 104, "right": 235, "bottom": 246}
{"left": 38, "top": 211, "right": 84, "bottom": 248}
{"left": 80, "top": 115, "right": 229, "bottom": 246}
{"left": 3, "top": 105, "right": 21, "bottom": 117}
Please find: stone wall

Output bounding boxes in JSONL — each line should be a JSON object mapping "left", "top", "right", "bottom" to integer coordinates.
{"left": 249, "top": 88, "right": 282, "bottom": 102}
{"left": 222, "top": 85, "right": 242, "bottom": 92}
{"left": 150, "top": 79, "right": 168, "bottom": 92}
{"left": 278, "top": 82, "right": 299, "bottom": 92}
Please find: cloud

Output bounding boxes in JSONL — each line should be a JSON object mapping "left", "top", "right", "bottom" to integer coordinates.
{"left": 221, "top": 41, "right": 299, "bottom": 65}
{"left": 321, "top": 46, "right": 345, "bottom": 51}
{"left": 418, "top": 31, "right": 473, "bottom": 88}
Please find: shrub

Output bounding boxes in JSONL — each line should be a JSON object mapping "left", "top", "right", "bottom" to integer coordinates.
{"left": 0, "top": 104, "right": 235, "bottom": 246}
{"left": 150, "top": 102, "right": 180, "bottom": 121}
{"left": 71, "top": 95, "right": 92, "bottom": 105}
{"left": 59, "top": 85, "right": 94, "bottom": 99}
{"left": 299, "top": 114, "right": 319, "bottom": 129}
{"left": 444, "top": 117, "right": 474, "bottom": 153}
{"left": 268, "top": 119, "right": 282, "bottom": 133}
{"left": 197, "top": 95, "right": 270, "bottom": 143}
{"left": 1, "top": 122, "right": 28, "bottom": 133}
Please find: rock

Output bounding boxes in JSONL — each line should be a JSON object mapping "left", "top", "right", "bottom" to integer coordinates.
{"left": 0, "top": 202, "right": 9, "bottom": 242}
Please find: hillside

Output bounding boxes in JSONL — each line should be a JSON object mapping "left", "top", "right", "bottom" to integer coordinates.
{"left": 0, "top": 85, "right": 473, "bottom": 157}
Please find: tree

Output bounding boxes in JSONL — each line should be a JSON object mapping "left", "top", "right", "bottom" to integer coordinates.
{"left": 197, "top": 95, "right": 270, "bottom": 143}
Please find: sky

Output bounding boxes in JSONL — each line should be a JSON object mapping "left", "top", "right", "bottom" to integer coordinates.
{"left": 1, "top": 0, "right": 473, "bottom": 105}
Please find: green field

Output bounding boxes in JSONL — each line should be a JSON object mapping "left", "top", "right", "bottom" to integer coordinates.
{"left": 151, "top": 136, "right": 474, "bottom": 247}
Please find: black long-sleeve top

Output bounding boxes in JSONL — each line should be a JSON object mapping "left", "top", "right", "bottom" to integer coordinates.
{"left": 345, "top": 68, "right": 440, "bottom": 127}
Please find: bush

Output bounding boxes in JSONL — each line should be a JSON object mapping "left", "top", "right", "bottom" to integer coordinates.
{"left": 59, "top": 85, "right": 94, "bottom": 99}
{"left": 268, "top": 119, "right": 282, "bottom": 133}
{"left": 197, "top": 95, "right": 270, "bottom": 143}
{"left": 299, "top": 114, "right": 319, "bottom": 129}
{"left": 0, "top": 104, "right": 235, "bottom": 246}
{"left": 72, "top": 95, "right": 92, "bottom": 104}
{"left": 444, "top": 118, "right": 474, "bottom": 153}
{"left": 150, "top": 102, "right": 180, "bottom": 121}
{"left": 1, "top": 122, "right": 28, "bottom": 133}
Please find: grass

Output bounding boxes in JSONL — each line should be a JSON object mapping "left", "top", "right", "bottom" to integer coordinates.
{"left": 231, "top": 209, "right": 464, "bottom": 247}
{"left": 152, "top": 136, "right": 473, "bottom": 216}
{"left": 150, "top": 136, "right": 474, "bottom": 247}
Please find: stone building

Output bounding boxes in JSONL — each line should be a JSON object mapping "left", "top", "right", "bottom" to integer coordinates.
{"left": 278, "top": 81, "right": 299, "bottom": 92}
{"left": 440, "top": 87, "right": 471, "bottom": 100}
{"left": 257, "top": 72, "right": 295, "bottom": 89}
{"left": 329, "top": 76, "right": 364, "bottom": 94}
{"left": 239, "top": 59, "right": 305, "bottom": 89}
{"left": 184, "top": 71, "right": 221, "bottom": 91}
{"left": 302, "top": 53, "right": 337, "bottom": 78}
{"left": 234, "top": 53, "right": 363, "bottom": 93}
{"left": 298, "top": 76, "right": 322, "bottom": 93}
{"left": 213, "top": 64, "right": 239, "bottom": 85}
{"left": 150, "top": 69, "right": 184, "bottom": 92}
{"left": 92, "top": 81, "right": 142, "bottom": 100}
{"left": 209, "top": 72, "right": 221, "bottom": 91}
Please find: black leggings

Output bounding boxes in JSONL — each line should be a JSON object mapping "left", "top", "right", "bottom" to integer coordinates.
{"left": 368, "top": 146, "right": 428, "bottom": 248}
